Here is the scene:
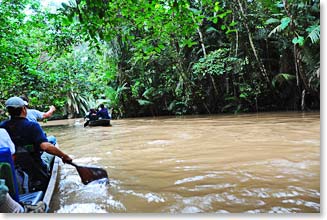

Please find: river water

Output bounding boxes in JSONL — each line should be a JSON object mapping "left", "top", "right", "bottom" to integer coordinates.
{"left": 42, "top": 112, "right": 320, "bottom": 213}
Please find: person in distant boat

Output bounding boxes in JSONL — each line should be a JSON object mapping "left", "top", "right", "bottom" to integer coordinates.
{"left": 86, "top": 108, "right": 98, "bottom": 121}
{"left": 84, "top": 108, "right": 98, "bottom": 127}
{"left": 20, "top": 96, "right": 56, "bottom": 123}
{"left": 96, "top": 104, "right": 111, "bottom": 119}
{"left": 0, "top": 97, "right": 72, "bottom": 192}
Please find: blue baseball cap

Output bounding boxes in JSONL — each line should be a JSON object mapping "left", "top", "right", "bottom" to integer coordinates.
{"left": 5, "top": 96, "right": 27, "bottom": 108}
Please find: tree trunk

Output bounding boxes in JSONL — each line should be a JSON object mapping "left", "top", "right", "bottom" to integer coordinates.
{"left": 196, "top": 26, "right": 207, "bottom": 57}
{"left": 191, "top": 15, "right": 219, "bottom": 97}
{"left": 301, "top": 89, "right": 306, "bottom": 111}
{"left": 283, "top": 0, "right": 309, "bottom": 110}
{"left": 235, "top": 0, "right": 270, "bottom": 84}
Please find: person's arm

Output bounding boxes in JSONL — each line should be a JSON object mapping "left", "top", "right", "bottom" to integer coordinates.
{"left": 31, "top": 122, "right": 71, "bottom": 162}
{"left": 42, "top": 106, "right": 56, "bottom": 119}
{"left": 40, "top": 142, "right": 72, "bottom": 163}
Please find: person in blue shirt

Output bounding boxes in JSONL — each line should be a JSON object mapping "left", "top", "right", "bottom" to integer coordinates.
{"left": 19, "top": 96, "right": 56, "bottom": 145}
{"left": 96, "top": 104, "right": 111, "bottom": 119}
{"left": 20, "top": 96, "right": 56, "bottom": 123}
{"left": 0, "top": 97, "right": 72, "bottom": 192}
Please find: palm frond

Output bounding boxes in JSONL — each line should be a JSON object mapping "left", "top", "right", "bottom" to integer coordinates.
{"left": 268, "top": 17, "right": 291, "bottom": 37}
{"left": 306, "top": 25, "right": 320, "bottom": 44}
{"left": 265, "top": 18, "right": 280, "bottom": 25}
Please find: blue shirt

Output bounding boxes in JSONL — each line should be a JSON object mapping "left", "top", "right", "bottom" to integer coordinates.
{"left": 0, "top": 117, "right": 48, "bottom": 154}
{"left": 96, "top": 108, "right": 110, "bottom": 119}
{"left": 26, "top": 109, "right": 44, "bottom": 123}
{"left": 0, "top": 117, "right": 50, "bottom": 191}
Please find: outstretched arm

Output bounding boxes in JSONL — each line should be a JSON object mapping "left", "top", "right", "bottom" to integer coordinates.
{"left": 42, "top": 106, "right": 56, "bottom": 119}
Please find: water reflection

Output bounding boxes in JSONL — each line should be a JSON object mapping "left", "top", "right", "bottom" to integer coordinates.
{"left": 43, "top": 112, "right": 320, "bottom": 213}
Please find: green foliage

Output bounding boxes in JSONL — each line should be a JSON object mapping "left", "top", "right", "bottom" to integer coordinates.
{"left": 0, "top": 0, "right": 320, "bottom": 120}
{"left": 292, "top": 36, "right": 305, "bottom": 46}
{"left": 264, "top": 0, "right": 320, "bottom": 101}
{"left": 272, "top": 73, "right": 296, "bottom": 88}
{"left": 268, "top": 17, "right": 290, "bottom": 37}
{"left": 0, "top": 0, "right": 117, "bottom": 118}
{"left": 192, "top": 49, "right": 240, "bottom": 77}
{"left": 306, "top": 25, "right": 320, "bottom": 44}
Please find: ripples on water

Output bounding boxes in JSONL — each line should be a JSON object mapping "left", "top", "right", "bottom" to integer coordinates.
{"left": 44, "top": 112, "right": 320, "bottom": 213}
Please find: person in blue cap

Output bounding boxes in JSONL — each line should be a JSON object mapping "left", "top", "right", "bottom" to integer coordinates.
{"left": 0, "top": 96, "right": 72, "bottom": 192}
{"left": 19, "top": 95, "right": 56, "bottom": 123}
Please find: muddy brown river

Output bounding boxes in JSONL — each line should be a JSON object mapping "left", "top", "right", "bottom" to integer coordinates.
{"left": 42, "top": 112, "right": 320, "bottom": 213}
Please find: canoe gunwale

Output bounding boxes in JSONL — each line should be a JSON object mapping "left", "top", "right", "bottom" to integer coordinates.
{"left": 42, "top": 156, "right": 60, "bottom": 208}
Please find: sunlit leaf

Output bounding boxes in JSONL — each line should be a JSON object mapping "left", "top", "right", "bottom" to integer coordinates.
{"left": 292, "top": 36, "right": 304, "bottom": 46}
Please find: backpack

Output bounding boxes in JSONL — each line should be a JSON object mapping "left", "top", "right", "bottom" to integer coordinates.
{"left": 15, "top": 167, "right": 29, "bottom": 194}
{"left": 14, "top": 148, "right": 50, "bottom": 192}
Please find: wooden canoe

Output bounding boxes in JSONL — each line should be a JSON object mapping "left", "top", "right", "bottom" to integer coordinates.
{"left": 42, "top": 156, "right": 60, "bottom": 209}
{"left": 88, "top": 119, "right": 111, "bottom": 127}
{"left": 18, "top": 154, "right": 60, "bottom": 212}
{"left": 0, "top": 146, "right": 60, "bottom": 212}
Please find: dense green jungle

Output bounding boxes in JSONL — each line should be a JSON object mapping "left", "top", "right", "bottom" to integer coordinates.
{"left": 0, "top": 0, "right": 320, "bottom": 120}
